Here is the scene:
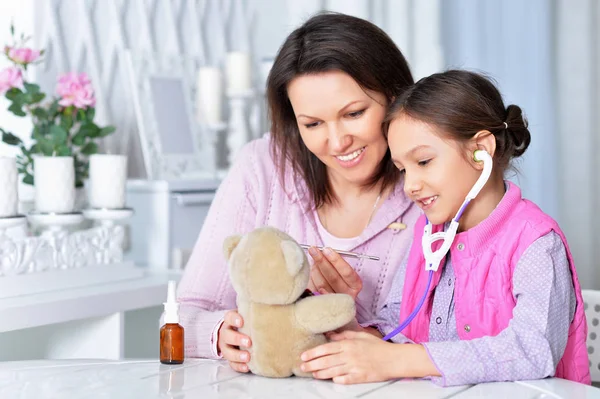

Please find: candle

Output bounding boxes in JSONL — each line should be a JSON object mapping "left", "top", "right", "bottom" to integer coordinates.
{"left": 226, "top": 52, "right": 252, "bottom": 95}
{"left": 196, "top": 67, "right": 223, "bottom": 126}
{"left": 0, "top": 156, "right": 18, "bottom": 217}
{"left": 34, "top": 156, "right": 75, "bottom": 213}
{"left": 88, "top": 154, "right": 127, "bottom": 209}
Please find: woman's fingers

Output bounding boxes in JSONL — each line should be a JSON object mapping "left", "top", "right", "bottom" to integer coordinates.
{"left": 321, "top": 248, "right": 363, "bottom": 295}
{"left": 228, "top": 361, "right": 250, "bottom": 373}
{"left": 223, "top": 310, "right": 243, "bottom": 329}
{"left": 310, "top": 247, "right": 362, "bottom": 298}
{"left": 218, "top": 310, "right": 252, "bottom": 372}
{"left": 309, "top": 248, "right": 335, "bottom": 293}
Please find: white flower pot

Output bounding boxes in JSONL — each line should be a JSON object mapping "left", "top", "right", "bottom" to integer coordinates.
{"left": 34, "top": 156, "right": 75, "bottom": 213}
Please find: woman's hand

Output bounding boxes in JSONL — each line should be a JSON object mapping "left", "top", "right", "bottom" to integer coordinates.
{"left": 217, "top": 310, "right": 252, "bottom": 373}
{"left": 308, "top": 247, "right": 363, "bottom": 299}
{"left": 300, "top": 331, "right": 440, "bottom": 384}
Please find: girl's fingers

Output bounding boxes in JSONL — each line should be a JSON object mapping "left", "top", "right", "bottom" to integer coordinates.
{"left": 313, "top": 365, "right": 349, "bottom": 380}
{"left": 301, "top": 341, "right": 340, "bottom": 362}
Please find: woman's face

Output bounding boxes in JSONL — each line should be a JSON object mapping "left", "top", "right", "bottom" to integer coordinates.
{"left": 287, "top": 71, "right": 388, "bottom": 187}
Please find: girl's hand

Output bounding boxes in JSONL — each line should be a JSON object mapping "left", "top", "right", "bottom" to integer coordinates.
{"left": 307, "top": 247, "right": 363, "bottom": 299}
{"left": 217, "top": 310, "right": 252, "bottom": 373}
{"left": 300, "top": 331, "right": 439, "bottom": 384}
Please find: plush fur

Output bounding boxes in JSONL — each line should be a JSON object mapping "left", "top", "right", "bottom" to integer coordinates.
{"left": 223, "top": 227, "right": 356, "bottom": 378}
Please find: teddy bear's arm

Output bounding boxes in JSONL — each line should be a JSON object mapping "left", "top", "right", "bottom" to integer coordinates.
{"left": 294, "top": 294, "right": 355, "bottom": 334}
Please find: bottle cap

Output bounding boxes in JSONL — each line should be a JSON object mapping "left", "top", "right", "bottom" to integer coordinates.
{"left": 163, "top": 280, "right": 180, "bottom": 324}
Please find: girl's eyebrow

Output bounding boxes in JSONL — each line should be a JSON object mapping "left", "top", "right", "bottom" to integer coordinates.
{"left": 406, "top": 145, "right": 432, "bottom": 156}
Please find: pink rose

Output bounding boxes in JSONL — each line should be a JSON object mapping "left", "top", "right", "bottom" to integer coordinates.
{"left": 7, "top": 47, "right": 40, "bottom": 64}
{"left": 56, "top": 72, "right": 96, "bottom": 109}
{"left": 0, "top": 67, "right": 23, "bottom": 94}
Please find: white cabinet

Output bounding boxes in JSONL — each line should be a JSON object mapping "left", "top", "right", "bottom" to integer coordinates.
{"left": 125, "top": 179, "right": 221, "bottom": 270}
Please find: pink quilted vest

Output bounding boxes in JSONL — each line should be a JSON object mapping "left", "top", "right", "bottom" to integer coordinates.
{"left": 399, "top": 182, "right": 590, "bottom": 384}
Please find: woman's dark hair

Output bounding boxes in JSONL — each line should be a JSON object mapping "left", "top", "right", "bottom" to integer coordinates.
{"left": 267, "top": 12, "right": 414, "bottom": 208}
{"left": 385, "top": 69, "right": 531, "bottom": 172}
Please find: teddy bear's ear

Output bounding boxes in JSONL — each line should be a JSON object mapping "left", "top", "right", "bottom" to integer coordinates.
{"left": 280, "top": 240, "right": 304, "bottom": 276}
{"left": 223, "top": 235, "right": 242, "bottom": 260}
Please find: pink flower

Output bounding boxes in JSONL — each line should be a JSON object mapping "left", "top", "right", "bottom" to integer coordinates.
{"left": 7, "top": 47, "right": 40, "bottom": 64}
{"left": 56, "top": 72, "right": 96, "bottom": 109}
{"left": 0, "top": 67, "right": 23, "bottom": 94}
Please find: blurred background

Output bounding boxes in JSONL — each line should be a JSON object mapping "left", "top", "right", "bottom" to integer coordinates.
{"left": 0, "top": 0, "right": 598, "bottom": 359}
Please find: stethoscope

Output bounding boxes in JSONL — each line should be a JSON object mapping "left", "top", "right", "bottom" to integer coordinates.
{"left": 383, "top": 150, "right": 493, "bottom": 341}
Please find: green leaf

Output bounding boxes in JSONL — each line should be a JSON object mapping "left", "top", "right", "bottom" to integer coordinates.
{"left": 22, "top": 174, "right": 34, "bottom": 185}
{"left": 38, "top": 138, "right": 54, "bottom": 156}
{"left": 49, "top": 125, "right": 68, "bottom": 145}
{"left": 48, "top": 100, "right": 59, "bottom": 117}
{"left": 60, "top": 113, "right": 73, "bottom": 131}
{"left": 10, "top": 23, "right": 14, "bottom": 36}
{"left": 77, "top": 109, "right": 86, "bottom": 122}
{"left": 99, "top": 126, "right": 116, "bottom": 137}
{"left": 72, "top": 132, "right": 86, "bottom": 146}
{"left": 1, "top": 130, "right": 23, "bottom": 146}
{"left": 30, "top": 92, "right": 45, "bottom": 104}
{"left": 55, "top": 145, "right": 72, "bottom": 156}
{"left": 80, "top": 142, "right": 98, "bottom": 155}
{"left": 31, "top": 107, "right": 48, "bottom": 120}
{"left": 5, "top": 87, "right": 22, "bottom": 101}
{"left": 7, "top": 102, "right": 25, "bottom": 117}
{"left": 85, "top": 107, "right": 95, "bottom": 121}
{"left": 23, "top": 82, "right": 40, "bottom": 94}
{"left": 78, "top": 122, "right": 100, "bottom": 138}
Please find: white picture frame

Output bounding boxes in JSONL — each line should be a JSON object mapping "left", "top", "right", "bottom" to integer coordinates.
{"left": 124, "top": 51, "right": 214, "bottom": 180}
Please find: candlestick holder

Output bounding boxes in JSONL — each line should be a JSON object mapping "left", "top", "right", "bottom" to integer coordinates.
{"left": 226, "top": 89, "right": 254, "bottom": 167}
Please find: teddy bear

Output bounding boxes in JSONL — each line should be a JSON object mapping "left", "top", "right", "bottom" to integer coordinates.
{"left": 223, "top": 226, "right": 356, "bottom": 378}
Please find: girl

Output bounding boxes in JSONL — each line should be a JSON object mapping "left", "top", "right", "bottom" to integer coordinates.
{"left": 300, "top": 70, "right": 590, "bottom": 386}
{"left": 175, "top": 13, "right": 421, "bottom": 373}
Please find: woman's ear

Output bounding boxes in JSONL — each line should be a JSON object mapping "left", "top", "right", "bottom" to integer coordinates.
{"left": 469, "top": 130, "right": 496, "bottom": 170}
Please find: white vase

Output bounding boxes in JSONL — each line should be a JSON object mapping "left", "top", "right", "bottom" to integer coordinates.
{"left": 34, "top": 156, "right": 75, "bottom": 213}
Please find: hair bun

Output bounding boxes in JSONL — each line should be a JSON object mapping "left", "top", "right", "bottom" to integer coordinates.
{"left": 504, "top": 105, "right": 531, "bottom": 158}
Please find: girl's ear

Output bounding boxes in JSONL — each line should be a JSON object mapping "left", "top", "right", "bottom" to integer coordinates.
{"left": 469, "top": 130, "right": 496, "bottom": 170}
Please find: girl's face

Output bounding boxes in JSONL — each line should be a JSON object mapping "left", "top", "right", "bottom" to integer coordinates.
{"left": 387, "top": 115, "right": 481, "bottom": 225}
{"left": 287, "top": 71, "right": 389, "bottom": 187}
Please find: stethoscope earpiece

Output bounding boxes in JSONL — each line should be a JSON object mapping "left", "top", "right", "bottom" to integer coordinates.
{"left": 473, "top": 149, "right": 489, "bottom": 162}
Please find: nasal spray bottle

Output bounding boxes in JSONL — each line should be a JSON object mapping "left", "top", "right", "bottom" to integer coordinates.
{"left": 160, "top": 280, "right": 184, "bottom": 364}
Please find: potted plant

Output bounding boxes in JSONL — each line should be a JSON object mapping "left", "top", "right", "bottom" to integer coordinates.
{"left": 0, "top": 24, "right": 115, "bottom": 193}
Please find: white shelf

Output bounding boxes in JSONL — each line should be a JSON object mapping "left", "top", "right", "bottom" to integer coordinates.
{"left": 0, "top": 270, "right": 180, "bottom": 333}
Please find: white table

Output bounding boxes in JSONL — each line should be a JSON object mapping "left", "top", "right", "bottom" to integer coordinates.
{"left": 0, "top": 358, "right": 598, "bottom": 398}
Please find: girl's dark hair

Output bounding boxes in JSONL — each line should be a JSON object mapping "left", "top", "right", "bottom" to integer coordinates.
{"left": 386, "top": 70, "right": 531, "bottom": 172}
{"left": 267, "top": 12, "right": 414, "bottom": 207}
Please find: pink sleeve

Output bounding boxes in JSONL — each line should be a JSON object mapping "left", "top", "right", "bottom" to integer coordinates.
{"left": 175, "top": 141, "right": 262, "bottom": 358}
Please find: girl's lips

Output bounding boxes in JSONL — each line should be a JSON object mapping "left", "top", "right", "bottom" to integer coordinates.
{"left": 418, "top": 195, "right": 438, "bottom": 210}
{"left": 334, "top": 146, "right": 366, "bottom": 168}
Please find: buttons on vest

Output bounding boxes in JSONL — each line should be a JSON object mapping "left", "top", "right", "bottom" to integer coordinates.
{"left": 448, "top": 278, "right": 452, "bottom": 286}
{"left": 435, "top": 317, "right": 442, "bottom": 325}
{"left": 464, "top": 324, "right": 471, "bottom": 333}
{"left": 457, "top": 243, "right": 465, "bottom": 251}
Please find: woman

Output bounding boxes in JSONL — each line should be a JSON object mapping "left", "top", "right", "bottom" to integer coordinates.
{"left": 177, "top": 12, "right": 421, "bottom": 373}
